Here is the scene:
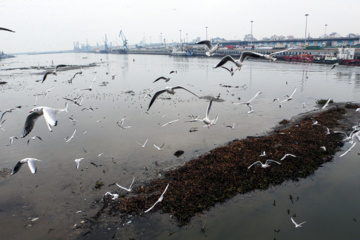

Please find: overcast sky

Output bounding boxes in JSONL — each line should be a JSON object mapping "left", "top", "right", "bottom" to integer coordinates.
{"left": 1, "top": 0, "right": 359, "bottom": 53}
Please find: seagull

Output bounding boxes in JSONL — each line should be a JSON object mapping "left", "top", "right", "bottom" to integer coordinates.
{"left": 0, "top": 119, "right": 6, "bottom": 130}
{"left": 213, "top": 51, "right": 280, "bottom": 70}
{"left": 334, "top": 129, "right": 359, "bottom": 142}
{"left": 278, "top": 87, "right": 297, "bottom": 103}
{"left": 191, "top": 98, "right": 218, "bottom": 127}
{"left": 116, "top": 118, "right": 132, "bottom": 129}
{"left": 153, "top": 71, "right": 177, "bottom": 83}
{"left": 21, "top": 103, "right": 68, "bottom": 138}
{"left": 54, "top": 64, "right": 68, "bottom": 72}
{"left": 65, "top": 129, "right": 77, "bottom": 142}
{"left": 291, "top": 217, "right": 306, "bottom": 228}
{"left": 311, "top": 118, "right": 319, "bottom": 125}
{"left": 161, "top": 119, "right": 179, "bottom": 127}
{"left": 280, "top": 154, "right": 297, "bottom": 161}
{"left": 226, "top": 123, "right": 235, "bottom": 129}
{"left": 0, "top": 27, "right": 15, "bottom": 33}
{"left": 320, "top": 146, "right": 327, "bottom": 151}
{"left": 81, "top": 76, "right": 96, "bottom": 91}
{"left": 68, "top": 71, "right": 82, "bottom": 83}
{"left": 233, "top": 91, "right": 261, "bottom": 113}
{"left": 321, "top": 98, "right": 331, "bottom": 110}
{"left": 41, "top": 71, "right": 57, "bottom": 84}
{"left": 63, "top": 94, "right": 84, "bottom": 106}
{"left": 27, "top": 136, "right": 43, "bottom": 145}
{"left": 116, "top": 176, "right": 135, "bottom": 192}
{"left": 196, "top": 40, "right": 219, "bottom": 56}
{"left": 11, "top": 158, "right": 42, "bottom": 175}
{"left": 103, "top": 192, "right": 119, "bottom": 200}
{"left": 137, "top": 138, "right": 148, "bottom": 148}
{"left": 9, "top": 136, "right": 18, "bottom": 145}
{"left": 144, "top": 183, "right": 169, "bottom": 213}
{"left": 248, "top": 159, "right": 281, "bottom": 169}
{"left": 154, "top": 143, "right": 165, "bottom": 150}
{"left": 355, "top": 108, "right": 360, "bottom": 112}
{"left": 331, "top": 62, "right": 339, "bottom": 70}
{"left": 259, "top": 151, "right": 266, "bottom": 157}
{"left": 147, "top": 86, "right": 199, "bottom": 111}
{"left": 74, "top": 158, "right": 84, "bottom": 169}
{"left": 0, "top": 107, "right": 19, "bottom": 121}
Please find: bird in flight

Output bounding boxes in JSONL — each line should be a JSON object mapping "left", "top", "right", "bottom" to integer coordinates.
{"left": 196, "top": 40, "right": 219, "bottom": 56}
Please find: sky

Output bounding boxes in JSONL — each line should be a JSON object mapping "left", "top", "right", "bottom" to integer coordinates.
{"left": 1, "top": 0, "right": 359, "bottom": 53}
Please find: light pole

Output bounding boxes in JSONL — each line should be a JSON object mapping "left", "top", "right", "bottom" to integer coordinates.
{"left": 325, "top": 24, "right": 327, "bottom": 36}
{"left": 160, "top": 33, "right": 162, "bottom": 45}
{"left": 304, "top": 14, "right": 309, "bottom": 48}
{"left": 250, "top": 20, "right": 253, "bottom": 46}
{"left": 186, "top": 33, "right": 188, "bottom": 44}
{"left": 206, "top": 26, "right": 208, "bottom": 40}
{"left": 179, "top": 30, "right": 182, "bottom": 45}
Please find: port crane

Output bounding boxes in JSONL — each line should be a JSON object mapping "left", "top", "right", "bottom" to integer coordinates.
{"left": 119, "top": 30, "right": 128, "bottom": 49}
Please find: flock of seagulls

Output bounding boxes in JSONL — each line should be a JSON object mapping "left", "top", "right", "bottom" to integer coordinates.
{"left": 2, "top": 31, "right": 359, "bottom": 232}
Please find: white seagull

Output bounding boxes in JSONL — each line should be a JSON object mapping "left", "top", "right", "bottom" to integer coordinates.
{"left": 248, "top": 159, "right": 281, "bottom": 169}
{"left": 74, "top": 158, "right": 84, "bottom": 169}
{"left": 233, "top": 91, "right": 261, "bottom": 113}
{"left": 154, "top": 143, "right": 165, "bottom": 150}
{"left": 278, "top": 87, "right": 297, "bottom": 103}
{"left": 339, "top": 142, "right": 356, "bottom": 158}
{"left": 144, "top": 183, "right": 169, "bottom": 213}
{"left": 153, "top": 71, "right": 177, "bottom": 83}
{"left": 196, "top": 40, "right": 219, "bottom": 56}
{"left": 193, "top": 98, "right": 218, "bottom": 127}
{"left": 213, "top": 50, "right": 283, "bottom": 70}
{"left": 11, "top": 158, "right": 42, "bottom": 175}
{"left": 9, "top": 136, "right": 18, "bottom": 145}
{"left": 41, "top": 71, "right": 57, "bottom": 84}
{"left": 27, "top": 135, "right": 43, "bottom": 145}
{"left": 147, "top": 86, "right": 199, "bottom": 111}
{"left": 65, "top": 128, "right": 77, "bottom": 142}
{"left": 291, "top": 217, "right": 306, "bottom": 228}
{"left": 21, "top": 103, "right": 68, "bottom": 138}
{"left": 103, "top": 192, "right": 119, "bottom": 200}
{"left": 116, "top": 176, "right": 135, "bottom": 192}
{"left": 137, "top": 138, "right": 148, "bottom": 148}
{"left": 116, "top": 118, "right": 132, "bottom": 129}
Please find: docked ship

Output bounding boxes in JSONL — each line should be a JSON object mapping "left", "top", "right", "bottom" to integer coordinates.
{"left": 283, "top": 54, "right": 314, "bottom": 63}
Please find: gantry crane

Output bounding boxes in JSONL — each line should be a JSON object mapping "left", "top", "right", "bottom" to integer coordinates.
{"left": 119, "top": 30, "right": 128, "bottom": 49}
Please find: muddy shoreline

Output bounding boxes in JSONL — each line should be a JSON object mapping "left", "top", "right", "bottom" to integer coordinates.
{"left": 81, "top": 102, "right": 359, "bottom": 236}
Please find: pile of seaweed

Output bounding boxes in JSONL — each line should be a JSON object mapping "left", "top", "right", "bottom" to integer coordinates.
{"left": 97, "top": 103, "right": 359, "bottom": 226}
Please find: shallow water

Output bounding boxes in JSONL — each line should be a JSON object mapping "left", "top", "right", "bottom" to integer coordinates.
{"left": 0, "top": 53, "right": 360, "bottom": 239}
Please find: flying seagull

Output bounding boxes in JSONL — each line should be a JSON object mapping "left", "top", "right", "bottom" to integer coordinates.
{"left": 9, "top": 136, "right": 18, "bottom": 145}
{"left": 280, "top": 154, "right": 297, "bottom": 161}
{"left": 153, "top": 71, "right": 177, "bottom": 83}
{"left": 291, "top": 217, "right": 306, "bottom": 228}
{"left": 41, "top": 71, "right": 57, "bottom": 84}
{"left": 144, "top": 183, "right": 169, "bottom": 213}
{"left": 0, "top": 27, "right": 15, "bottom": 33}
{"left": 65, "top": 128, "right": 77, "bottom": 142}
{"left": 74, "top": 158, "right": 84, "bottom": 169}
{"left": 277, "top": 87, "right": 297, "bottom": 103}
{"left": 147, "top": 86, "right": 199, "bottom": 111}
{"left": 199, "top": 98, "right": 218, "bottom": 127}
{"left": 27, "top": 135, "right": 43, "bottom": 145}
{"left": 214, "top": 51, "right": 276, "bottom": 70}
{"left": 321, "top": 98, "right": 331, "bottom": 110}
{"left": 11, "top": 158, "right": 42, "bottom": 175}
{"left": 196, "top": 40, "right": 219, "bottom": 56}
{"left": 161, "top": 119, "right": 179, "bottom": 127}
{"left": 136, "top": 138, "right": 148, "bottom": 148}
{"left": 154, "top": 143, "right": 165, "bottom": 150}
{"left": 21, "top": 103, "right": 68, "bottom": 138}
{"left": 68, "top": 71, "right": 82, "bottom": 83}
{"left": 248, "top": 159, "right": 281, "bottom": 169}
{"left": 116, "top": 176, "right": 135, "bottom": 192}
{"left": 233, "top": 91, "right": 261, "bottom": 113}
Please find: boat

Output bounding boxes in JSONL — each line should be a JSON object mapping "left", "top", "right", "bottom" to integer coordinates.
{"left": 283, "top": 54, "right": 313, "bottom": 63}
{"left": 337, "top": 47, "right": 360, "bottom": 66}
{"left": 313, "top": 55, "right": 338, "bottom": 64}
{"left": 171, "top": 47, "right": 193, "bottom": 56}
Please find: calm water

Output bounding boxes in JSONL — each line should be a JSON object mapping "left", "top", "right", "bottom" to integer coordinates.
{"left": 0, "top": 53, "right": 360, "bottom": 239}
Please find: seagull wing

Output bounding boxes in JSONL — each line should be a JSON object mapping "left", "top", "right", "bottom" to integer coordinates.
{"left": 206, "top": 99, "right": 213, "bottom": 119}
{"left": 220, "top": 66, "right": 231, "bottom": 73}
{"left": 214, "top": 55, "right": 236, "bottom": 68}
{"left": 147, "top": 89, "right": 167, "bottom": 111}
{"left": 196, "top": 40, "right": 212, "bottom": 49}
{"left": 11, "top": 161, "right": 23, "bottom": 175}
{"left": 169, "top": 70, "right": 177, "bottom": 75}
{"left": 0, "top": 27, "right": 15, "bottom": 33}
{"left": 270, "top": 48, "right": 292, "bottom": 56}
{"left": 116, "top": 183, "right": 131, "bottom": 192}
{"left": 291, "top": 217, "right": 298, "bottom": 226}
{"left": 22, "top": 111, "right": 43, "bottom": 138}
{"left": 144, "top": 200, "right": 159, "bottom": 213}
{"left": 266, "top": 159, "right": 281, "bottom": 165}
{"left": 248, "top": 161, "right": 261, "bottom": 169}
{"left": 289, "top": 87, "right": 297, "bottom": 98}
{"left": 172, "top": 86, "right": 199, "bottom": 98}
{"left": 153, "top": 76, "right": 167, "bottom": 83}
{"left": 26, "top": 158, "right": 38, "bottom": 174}
{"left": 248, "top": 91, "right": 261, "bottom": 103}
{"left": 129, "top": 176, "right": 135, "bottom": 189}
{"left": 55, "top": 64, "right": 68, "bottom": 71}
{"left": 42, "top": 72, "right": 55, "bottom": 84}
{"left": 42, "top": 108, "right": 58, "bottom": 131}
{"left": 240, "top": 51, "right": 266, "bottom": 62}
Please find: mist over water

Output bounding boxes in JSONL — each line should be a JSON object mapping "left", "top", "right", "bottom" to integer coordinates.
{"left": 0, "top": 53, "right": 360, "bottom": 239}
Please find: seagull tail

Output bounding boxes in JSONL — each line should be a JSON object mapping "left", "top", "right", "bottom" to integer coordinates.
{"left": 63, "top": 102, "right": 69, "bottom": 113}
